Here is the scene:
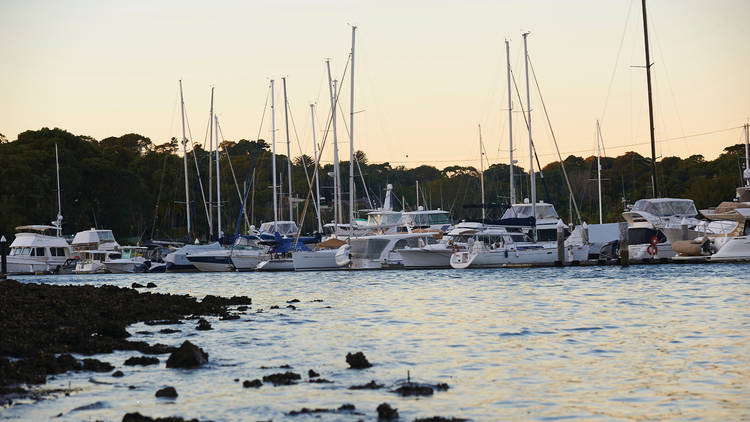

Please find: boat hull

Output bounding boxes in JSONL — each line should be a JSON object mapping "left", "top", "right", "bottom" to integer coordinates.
{"left": 292, "top": 250, "right": 342, "bottom": 271}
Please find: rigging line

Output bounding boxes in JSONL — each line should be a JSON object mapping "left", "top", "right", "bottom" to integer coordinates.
{"left": 256, "top": 83, "right": 271, "bottom": 141}
{"left": 285, "top": 98, "right": 320, "bottom": 221}
{"left": 183, "top": 100, "right": 211, "bottom": 231}
{"left": 330, "top": 86, "right": 374, "bottom": 209}
{"left": 217, "top": 120, "right": 251, "bottom": 231}
{"left": 293, "top": 54, "right": 351, "bottom": 244}
{"left": 509, "top": 66, "right": 552, "bottom": 205}
{"left": 600, "top": 0, "right": 635, "bottom": 125}
{"left": 528, "top": 55, "right": 583, "bottom": 225}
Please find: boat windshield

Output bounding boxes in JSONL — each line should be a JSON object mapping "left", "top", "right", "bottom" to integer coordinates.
{"left": 98, "top": 231, "right": 116, "bottom": 242}
{"left": 350, "top": 238, "right": 391, "bottom": 259}
{"left": 631, "top": 199, "right": 698, "bottom": 217}
{"left": 502, "top": 204, "right": 558, "bottom": 220}
{"left": 367, "top": 212, "right": 402, "bottom": 226}
{"left": 404, "top": 212, "right": 450, "bottom": 226}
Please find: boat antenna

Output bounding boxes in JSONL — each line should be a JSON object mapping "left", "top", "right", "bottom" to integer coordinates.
{"left": 641, "top": 0, "right": 658, "bottom": 197}
{"left": 505, "top": 39, "right": 515, "bottom": 205}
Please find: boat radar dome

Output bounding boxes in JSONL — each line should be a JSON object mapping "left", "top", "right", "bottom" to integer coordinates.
{"left": 523, "top": 198, "right": 530, "bottom": 204}
{"left": 418, "top": 206, "right": 424, "bottom": 211}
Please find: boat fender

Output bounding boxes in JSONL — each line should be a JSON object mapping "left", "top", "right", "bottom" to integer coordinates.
{"left": 504, "top": 249, "right": 508, "bottom": 258}
{"left": 335, "top": 244, "right": 351, "bottom": 267}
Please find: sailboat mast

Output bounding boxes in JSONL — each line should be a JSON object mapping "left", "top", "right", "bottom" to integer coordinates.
{"left": 326, "top": 60, "right": 341, "bottom": 231}
{"left": 311, "top": 104, "right": 323, "bottom": 233}
{"left": 641, "top": 0, "right": 658, "bottom": 198}
{"left": 522, "top": 32, "right": 536, "bottom": 242}
{"left": 270, "top": 80, "right": 278, "bottom": 231}
{"left": 349, "top": 25, "right": 357, "bottom": 236}
{"left": 215, "top": 114, "right": 222, "bottom": 239}
{"left": 596, "top": 120, "right": 603, "bottom": 224}
{"left": 506, "top": 39, "right": 515, "bottom": 205}
{"left": 54, "top": 143, "right": 62, "bottom": 237}
{"left": 282, "top": 77, "right": 294, "bottom": 221}
{"left": 179, "top": 80, "right": 192, "bottom": 240}
{"left": 208, "top": 87, "right": 214, "bottom": 238}
{"left": 745, "top": 123, "right": 749, "bottom": 186}
{"left": 479, "top": 124, "right": 486, "bottom": 222}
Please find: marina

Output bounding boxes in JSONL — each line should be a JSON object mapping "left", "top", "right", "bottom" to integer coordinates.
{"left": 2, "top": 264, "right": 748, "bottom": 421}
{"left": 1, "top": 0, "right": 749, "bottom": 420}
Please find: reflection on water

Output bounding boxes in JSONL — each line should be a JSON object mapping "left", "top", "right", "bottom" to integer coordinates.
{"left": 5, "top": 264, "right": 750, "bottom": 421}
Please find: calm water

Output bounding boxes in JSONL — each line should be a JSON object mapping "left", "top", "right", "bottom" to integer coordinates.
{"left": 3, "top": 264, "right": 749, "bottom": 421}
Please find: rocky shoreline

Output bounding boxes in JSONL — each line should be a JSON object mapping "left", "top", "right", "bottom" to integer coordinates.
{"left": 0, "top": 279, "right": 249, "bottom": 392}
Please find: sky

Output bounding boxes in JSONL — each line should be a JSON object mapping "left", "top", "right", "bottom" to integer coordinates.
{"left": 1, "top": 0, "right": 749, "bottom": 170}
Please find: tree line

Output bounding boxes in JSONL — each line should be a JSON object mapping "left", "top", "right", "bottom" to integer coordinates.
{"left": 0, "top": 127, "right": 745, "bottom": 243}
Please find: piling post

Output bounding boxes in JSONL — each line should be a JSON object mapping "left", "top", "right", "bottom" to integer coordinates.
{"left": 1, "top": 235, "right": 7, "bottom": 278}
{"left": 556, "top": 219, "right": 565, "bottom": 266}
{"left": 619, "top": 222, "right": 629, "bottom": 267}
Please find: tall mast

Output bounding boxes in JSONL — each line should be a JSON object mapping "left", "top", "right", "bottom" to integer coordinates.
{"left": 326, "top": 59, "right": 341, "bottom": 230}
{"left": 54, "top": 143, "right": 62, "bottom": 237}
{"left": 641, "top": 0, "right": 658, "bottom": 198}
{"left": 311, "top": 104, "right": 323, "bottom": 233}
{"left": 349, "top": 25, "right": 357, "bottom": 236}
{"left": 506, "top": 39, "right": 515, "bottom": 205}
{"left": 479, "top": 124, "right": 486, "bottom": 222}
{"left": 416, "top": 180, "right": 420, "bottom": 210}
{"left": 179, "top": 80, "right": 192, "bottom": 240}
{"left": 522, "top": 32, "right": 536, "bottom": 242}
{"left": 208, "top": 87, "right": 214, "bottom": 238}
{"left": 744, "top": 123, "right": 749, "bottom": 186}
{"left": 596, "top": 120, "right": 603, "bottom": 224}
{"left": 215, "top": 114, "right": 222, "bottom": 239}
{"left": 270, "top": 80, "right": 278, "bottom": 231}
{"left": 282, "top": 77, "right": 294, "bottom": 221}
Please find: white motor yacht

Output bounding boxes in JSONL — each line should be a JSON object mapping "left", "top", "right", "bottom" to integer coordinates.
{"left": 74, "top": 250, "right": 122, "bottom": 274}
{"left": 5, "top": 225, "right": 72, "bottom": 275}
{"left": 292, "top": 237, "right": 348, "bottom": 271}
{"left": 622, "top": 198, "right": 703, "bottom": 261}
{"left": 164, "top": 242, "right": 222, "bottom": 272}
{"left": 335, "top": 231, "right": 443, "bottom": 270}
{"left": 104, "top": 246, "right": 148, "bottom": 273}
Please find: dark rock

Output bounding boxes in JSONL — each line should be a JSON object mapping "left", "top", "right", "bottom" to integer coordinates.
{"left": 236, "top": 306, "right": 248, "bottom": 312}
{"left": 196, "top": 318, "right": 212, "bottom": 331}
{"left": 262, "top": 372, "right": 301, "bottom": 386}
{"left": 124, "top": 356, "right": 159, "bottom": 366}
{"left": 346, "top": 351, "right": 372, "bottom": 369}
{"left": 155, "top": 386, "right": 178, "bottom": 398}
{"left": 165, "top": 341, "right": 208, "bottom": 368}
{"left": 82, "top": 358, "right": 115, "bottom": 372}
{"left": 349, "top": 380, "right": 384, "bottom": 390}
{"left": 136, "top": 331, "right": 152, "bottom": 335}
{"left": 308, "top": 378, "right": 333, "bottom": 383}
{"left": 242, "top": 379, "right": 262, "bottom": 388}
{"left": 286, "top": 299, "right": 300, "bottom": 303}
{"left": 159, "top": 328, "right": 181, "bottom": 334}
{"left": 122, "top": 412, "right": 205, "bottom": 422}
{"left": 392, "top": 382, "right": 448, "bottom": 397}
{"left": 136, "top": 342, "right": 176, "bottom": 355}
{"left": 269, "top": 305, "right": 279, "bottom": 310}
{"left": 145, "top": 282, "right": 157, "bottom": 288}
{"left": 131, "top": 282, "right": 145, "bottom": 288}
{"left": 260, "top": 364, "right": 292, "bottom": 369}
{"left": 286, "top": 305, "right": 296, "bottom": 310}
{"left": 377, "top": 403, "right": 398, "bottom": 420}
{"left": 287, "top": 404, "right": 361, "bottom": 416}
{"left": 201, "top": 295, "right": 252, "bottom": 306}
{"left": 311, "top": 299, "right": 324, "bottom": 302}
{"left": 128, "top": 385, "right": 136, "bottom": 390}
{"left": 96, "top": 322, "right": 130, "bottom": 339}
{"left": 413, "top": 418, "right": 469, "bottom": 422}
{"left": 112, "top": 370, "right": 124, "bottom": 377}
{"left": 308, "top": 369, "right": 320, "bottom": 378}
{"left": 145, "top": 319, "right": 183, "bottom": 326}
{"left": 220, "top": 314, "right": 240, "bottom": 321}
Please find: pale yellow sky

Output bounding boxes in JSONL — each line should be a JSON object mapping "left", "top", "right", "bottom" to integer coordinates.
{"left": 1, "top": 0, "right": 748, "bottom": 169}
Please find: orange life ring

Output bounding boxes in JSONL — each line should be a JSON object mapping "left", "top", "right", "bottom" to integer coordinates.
{"left": 451, "top": 244, "right": 459, "bottom": 253}
{"left": 647, "top": 244, "right": 658, "bottom": 256}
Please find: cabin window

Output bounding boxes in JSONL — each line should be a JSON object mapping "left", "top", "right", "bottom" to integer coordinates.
{"left": 51, "top": 247, "right": 67, "bottom": 256}
{"left": 21, "top": 247, "right": 32, "bottom": 256}
{"left": 35, "top": 247, "right": 45, "bottom": 257}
